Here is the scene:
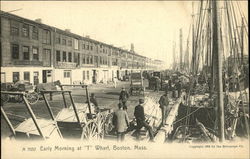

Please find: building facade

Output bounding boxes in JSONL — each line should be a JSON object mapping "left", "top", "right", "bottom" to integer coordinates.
{"left": 0, "top": 11, "right": 165, "bottom": 85}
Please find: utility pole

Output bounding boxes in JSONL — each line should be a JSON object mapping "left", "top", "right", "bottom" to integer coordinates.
{"left": 212, "top": 0, "right": 225, "bottom": 142}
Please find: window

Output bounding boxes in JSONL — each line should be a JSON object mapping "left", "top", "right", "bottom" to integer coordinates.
{"left": 55, "top": 36, "right": 61, "bottom": 44}
{"left": 42, "top": 29, "right": 51, "bottom": 44}
{"left": 86, "top": 56, "right": 89, "bottom": 64}
{"left": 24, "top": 72, "right": 30, "bottom": 82}
{"left": 90, "top": 46, "right": 93, "bottom": 50}
{"left": 82, "top": 44, "right": 85, "bottom": 49}
{"left": 74, "top": 53, "right": 80, "bottom": 65}
{"left": 82, "top": 55, "right": 86, "bottom": 64}
{"left": 10, "top": 21, "right": 19, "bottom": 36}
{"left": 62, "top": 39, "right": 66, "bottom": 45}
{"left": 64, "top": 71, "right": 71, "bottom": 78}
{"left": 74, "top": 39, "right": 79, "bottom": 50}
{"left": 13, "top": 72, "right": 19, "bottom": 83}
{"left": 32, "top": 47, "right": 39, "bottom": 60}
{"left": 68, "top": 40, "right": 72, "bottom": 46}
{"left": 23, "top": 46, "right": 29, "bottom": 60}
{"left": 32, "top": 26, "right": 38, "bottom": 40}
{"left": 68, "top": 52, "right": 72, "bottom": 62}
{"left": 56, "top": 50, "right": 60, "bottom": 62}
{"left": 22, "top": 24, "right": 29, "bottom": 37}
{"left": 33, "top": 72, "right": 39, "bottom": 85}
{"left": 12, "top": 44, "right": 19, "bottom": 59}
{"left": 86, "top": 45, "right": 89, "bottom": 50}
{"left": 90, "top": 56, "right": 93, "bottom": 64}
{"left": 63, "top": 51, "right": 67, "bottom": 62}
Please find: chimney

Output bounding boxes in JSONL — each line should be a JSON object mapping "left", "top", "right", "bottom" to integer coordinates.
{"left": 130, "top": 43, "right": 134, "bottom": 53}
{"left": 35, "top": 18, "right": 42, "bottom": 23}
{"left": 65, "top": 29, "right": 71, "bottom": 32}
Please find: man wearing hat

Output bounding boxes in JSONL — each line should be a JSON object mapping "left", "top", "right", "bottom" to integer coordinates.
{"left": 119, "top": 87, "right": 129, "bottom": 110}
{"left": 113, "top": 103, "right": 130, "bottom": 142}
{"left": 134, "top": 98, "right": 154, "bottom": 141}
{"left": 159, "top": 90, "right": 169, "bottom": 126}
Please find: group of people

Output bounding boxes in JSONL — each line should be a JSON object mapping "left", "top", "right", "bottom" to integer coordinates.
{"left": 166, "top": 77, "right": 183, "bottom": 98}
{"left": 114, "top": 94, "right": 155, "bottom": 142}
{"left": 112, "top": 87, "right": 171, "bottom": 142}
{"left": 88, "top": 86, "right": 172, "bottom": 142}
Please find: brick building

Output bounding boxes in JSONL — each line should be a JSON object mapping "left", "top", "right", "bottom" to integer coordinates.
{"left": 0, "top": 11, "right": 164, "bottom": 85}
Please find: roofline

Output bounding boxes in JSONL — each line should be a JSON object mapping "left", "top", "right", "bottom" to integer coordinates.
{"left": 0, "top": 10, "right": 162, "bottom": 62}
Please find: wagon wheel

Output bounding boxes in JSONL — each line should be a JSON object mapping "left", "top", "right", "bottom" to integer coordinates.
{"left": 96, "top": 113, "right": 107, "bottom": 139}
{"left": 1, "top": 94, "right": 9, "bottom": 104}
{"left": 81, "top": 120, "right": 99, "bottom": 140}
{"left": 25, "top": 92, "right": 39, "bottom": 105}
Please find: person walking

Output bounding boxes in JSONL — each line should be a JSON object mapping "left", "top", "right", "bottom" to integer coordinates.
{"left": 113, "top": 103, "right": 130, "bottom": 142}
{"left": 119, "top": 87, "right": 129, "bottom": 110}
{"left": 113, "top": 77, "right": 117, "bottom": 88}
{"left": 159, "top": 91, "right": 170, "bottom": 126}
{"left": 134, "top": 99, "right": 154, "bottom": 141}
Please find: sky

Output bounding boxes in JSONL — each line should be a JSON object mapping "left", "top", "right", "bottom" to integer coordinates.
{"left": 1, "top": 1, "right": 248, "bottom": 69}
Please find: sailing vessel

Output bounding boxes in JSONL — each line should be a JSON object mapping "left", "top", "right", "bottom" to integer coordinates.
{"left": 171, "top": 0, "right": 249, "bottom": 143}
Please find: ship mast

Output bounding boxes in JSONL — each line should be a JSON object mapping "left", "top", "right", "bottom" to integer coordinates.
{"left": 212, "top": 0, "right": 225, "bottom": 142}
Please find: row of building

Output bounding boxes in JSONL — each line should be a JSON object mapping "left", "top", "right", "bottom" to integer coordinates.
{"left": 0, "top": 11, "right": 165, "bottom": 85}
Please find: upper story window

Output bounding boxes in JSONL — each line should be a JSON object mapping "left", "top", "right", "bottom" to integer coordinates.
{"left": 82, "top": 44, "right": 85, "bottom": 49}
{"left": 90, "top": 56, "right": 93, "bottom": 64}
{"left": 68, "top": 39, "right": 72, "bottom": 46}
{"left": 23, "top": 46, "right": 29, "bottom": 60}
{"left": 63, "top": 51, "right": 67, "bottom": 62}
{"left": 11, "top": 44, "right": 19, "bottom": 59}
{"left": 42, "top": 29, "right": 51, "bottom": 44}
{"left": 68, "top": 52, "right": 72, "bottom": 62}
{"left": 62, "top": 39, "right": 66, "bottom": 45}
{"left": 74, "top": 39, "right": 79, "bottom": 50}
{"left": 86, "top": 45, "right": 89, "bottom": 50}
{"left": 82, "top": 55, "right": 86, "bottom": 64}
{"left": 32, "top": 47, "right": 39, "bottom": 61}
{"left": 10, "top": 21, "right": 19, "bottom": 36}
{"left": 55, "top": 35, "right": 61, "bottom": 44}
{"left": 90, "top": 45, "right": 93, "bottom": 51}
{"left": 22, "top": 24, "right": 29, "bottom": 38}
{"left": 32, "top": 26, "right": 38, "bottom": 40}
{"left": 56, "top": 50, "right": 61, "bottom": 62}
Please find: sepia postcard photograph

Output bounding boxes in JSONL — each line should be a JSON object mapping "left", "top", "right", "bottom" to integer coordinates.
{"left": 0, "top": 0, "right": 249, "bottom": 159}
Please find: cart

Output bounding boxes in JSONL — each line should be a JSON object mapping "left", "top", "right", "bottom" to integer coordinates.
{"left": 129, "top": 71, "right": 145, "bottom": 96}
{"left": 1, "top": 91, "right": 62, "bottom": 140}
{"left": 1, "top": 81, "right": 39, "bottom": 105}
{"left": 40, "top": 84, "right": 113, "bottom": 140}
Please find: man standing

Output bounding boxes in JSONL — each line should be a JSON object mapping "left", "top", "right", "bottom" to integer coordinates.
{"left": 113, "top": 103, "right": 130, "bottom": 142}
{"left": 155, "top": 77, "right": 160, "bottom": 92}
{"left": 134, "top": 99, "right": 154, "bottom": 141}
{"left": 176, "top": 80, "right": 182, "bottom": 98}
{"left": 119, "top": 87, "right": 129, "bottom": 110}
{"left": 159, "top": 91, "right": 170, "bottom": 126}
